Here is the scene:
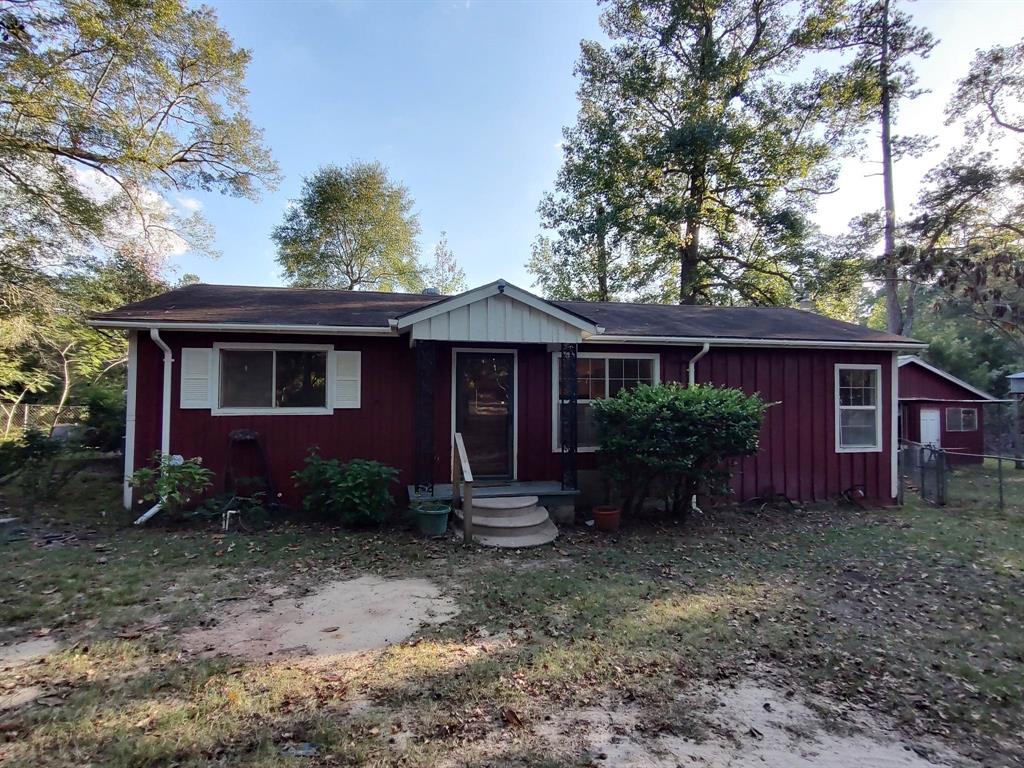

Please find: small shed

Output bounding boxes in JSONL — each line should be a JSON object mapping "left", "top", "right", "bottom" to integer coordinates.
{"left": 898, "top": 356, "right": 1001, "bottom": 463}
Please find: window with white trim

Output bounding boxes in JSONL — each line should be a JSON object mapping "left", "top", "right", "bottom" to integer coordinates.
{"left": 946, "top": 407, "right": 978, "bottom": 432}
{"left": 553, "top": 353, "right": 659, "bottom": 451}
{"left": 215, "top": 345, "right": 331, "bottom": 414}
{"left": 835, "top": 364, "right": 882, "bottom": 452}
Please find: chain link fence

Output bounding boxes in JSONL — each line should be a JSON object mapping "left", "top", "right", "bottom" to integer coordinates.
{"left": 900, "top": 439, "right": 1024, "bottom": 514}
{"left": 1, "top": 403, "right": 90, "bottom": 437}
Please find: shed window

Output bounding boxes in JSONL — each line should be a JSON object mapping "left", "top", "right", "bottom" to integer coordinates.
{"left": 946, "top": 407, "right": 978, "bottom": 432}
{"left": 835, "top": 365, "right": 882, "bottom": 452}
{"left": 553, "top": 353, "right": 658, "bottom": 451}
{"left": 219, "top": 349, "right": 327, "bottom": 411}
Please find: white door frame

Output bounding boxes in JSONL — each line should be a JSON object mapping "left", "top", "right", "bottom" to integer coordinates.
{"left": 920, "top": 407, "right": 941, "bottom": 447}
{"left": 451, "top": 348, "right": 519, "bottom": 480}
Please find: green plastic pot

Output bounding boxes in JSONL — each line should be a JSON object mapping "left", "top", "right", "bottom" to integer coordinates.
{"left": 414, "top": 502, "right": 450, "bottom": 537}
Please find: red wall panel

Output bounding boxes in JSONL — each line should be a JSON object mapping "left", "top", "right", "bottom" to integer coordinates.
{"left": 132, "top": 334, "right": 898, "bottom": 508}
{"left": 899, "top": 362, "right": 987, "bottom": 463}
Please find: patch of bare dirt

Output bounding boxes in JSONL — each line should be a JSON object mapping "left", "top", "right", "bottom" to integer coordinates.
{"left": 183, "top": 575, "right": 458, "bottom": 660}
{"left": 0, "top": 637, "right": 58, "bottom": 670}
{"left": 531, "top": 678, "right": 975, "bottom": 767}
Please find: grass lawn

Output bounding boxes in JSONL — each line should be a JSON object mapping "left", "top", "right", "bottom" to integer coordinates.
{"left": 2, "top": 467, "right": 1023, "bottom": 766}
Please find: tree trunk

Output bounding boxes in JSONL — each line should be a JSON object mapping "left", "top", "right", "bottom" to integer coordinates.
{"left": 679, "top": 160, "right": 706, "bottom": 305}
{"left": 879, "top": 0, "right": 902, "bottom": 335}
{"left": 595, "top": 204, "right": 609, "bottom": 302}
{"left": 2, "top": 389, "right": 27, "bottom": 439}
{"left": 49, "top": 345, "right": 73, "bottom": 436}
{"left": 680, "top": 217, "right": 701, "bottom": 305}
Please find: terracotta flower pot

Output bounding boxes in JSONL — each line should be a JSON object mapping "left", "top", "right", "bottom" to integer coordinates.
{"left": 592, "top": 505, "right": 621, "bottom": 533}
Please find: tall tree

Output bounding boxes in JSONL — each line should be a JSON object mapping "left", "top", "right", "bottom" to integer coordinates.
{"left": 895, "top": 38, "right": 1024, "bottom": 351}
{"left": 423, "top": 232, "right": 467, "bottom": 294}
{"left": 826, "top": 0, "right": 935, "bottom": 334}
{"left": 0, "top": 0, "right": 279, "bottom": 326}
{"left": 548, "top": 0, "right": 864, "bottom": 306}
{"left": 531, "top": 99, "right": 644, "bottom": 301}
{"left": 273, "top": 163, "right": 422, "bottom": 292}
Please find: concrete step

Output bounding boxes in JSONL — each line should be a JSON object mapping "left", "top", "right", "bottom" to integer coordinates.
{"left": 462, "top": 518, "right": 559, "bottom": 548}
{"left": 472, "top": 495, "right": 539, "bottom": 511}
{"left": 455, "top": 507, "right": 549, "bottom": 528}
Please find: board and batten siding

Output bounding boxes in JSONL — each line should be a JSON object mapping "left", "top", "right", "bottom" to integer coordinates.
{"left": 543, "top": 344, "right": 897, "bottom": 504}
{"left": 899, "top": 363, "right": 986, "bottom": 463}
{"left": 131, "top": 331, "right": 420, "bottom": 508}
{"left": 409, "top": 293, "right": 582, "bottom": 344}
{"left": 131, "top": 334, "right": 898, "bottom": 508}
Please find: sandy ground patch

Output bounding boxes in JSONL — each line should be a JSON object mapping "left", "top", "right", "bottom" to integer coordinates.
{"left": 183, "top": 575, "right": 458, "bottom": 660}
{"left": 0, "top": 637, "right": 58, "bottom": 670}
{"left": 532, "top": 679, "right": 972, "bottom": 768}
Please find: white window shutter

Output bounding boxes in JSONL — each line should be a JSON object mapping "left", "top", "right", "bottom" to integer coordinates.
{"left": 333, "top": 350, "right": 361, "bottom": 409}
{"left": 180, "top": 348, "right": 212, "bottom": 409}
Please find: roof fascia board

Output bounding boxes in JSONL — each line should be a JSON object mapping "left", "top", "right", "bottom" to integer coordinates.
{"left": 86, "top": 320, "right": 397, "bottom": 336}
{"left": 897, "top": 355, "right": 1000, "bottom": 401}
{"left": 393, "top": 279, "right": 601, "bottom": 334}
{"left": 587, "top": 334, "right": 927, "bottom": 351}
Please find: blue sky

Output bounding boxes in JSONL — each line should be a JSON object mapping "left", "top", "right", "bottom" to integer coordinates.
{"left": 174, "top": 0, "right": 1024, "bottom": 291}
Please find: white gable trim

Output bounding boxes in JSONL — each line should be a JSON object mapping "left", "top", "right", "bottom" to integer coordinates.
{"left": 897, "top": 355, "right": 1000, "bottom": 402}
{"left": 391, "top": 279, "right": 601, "bottom": 337}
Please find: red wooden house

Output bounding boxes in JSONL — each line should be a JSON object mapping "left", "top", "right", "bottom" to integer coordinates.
{"left": 897, "top": 356, "right": 1001, "bottom": 464}
{"left": 90, "top": 279, "right": 925, "bottom": 514}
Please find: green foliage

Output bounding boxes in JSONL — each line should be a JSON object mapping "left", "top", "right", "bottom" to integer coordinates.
{"left": 423, "top": 232, "right": 467, "bottom": 294}
{"left": 0, "top": 0, "right": 277, "bottom": 302}
{"left": 593, "top": 384, "right": 765, "bottom": 517}
{"left": 293, "top": 452, "right": 399, "bottom": 527}
{"left": 0, "top": 429, "right": 70, "bottom": 511}
{"left": 129, "top": 454, "right": 214, "bottom": 514}
{"left": 534, "top": 0, "right": 870, "bottom": 306}
{"left": 81, "top": 384, "right": 127, "bottom": 452}
{"left": 274, "top": 163, "right": 423, "bottom": 292}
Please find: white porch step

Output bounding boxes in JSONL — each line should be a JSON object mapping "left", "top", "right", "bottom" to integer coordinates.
{"left": 455, "top": 495, "right": 558, "bottom": 548}
{"left": 463, "top": 495, "right": 540, "bottom": 519}
{"left": 469, "top": 519, "right": 559, "bottom": 548}
{"left": 455, "top": 507, "right": 550, "bottom": 528}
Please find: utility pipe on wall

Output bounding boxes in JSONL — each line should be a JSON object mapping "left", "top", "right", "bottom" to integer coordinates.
{"left": 688, "top": 342, "right": 710, "bottom": 386}
{"left": 134, "top": 329, "right": 173, "bottom": 525}
{"left": 149, "top": 328, "right": 172, "bottom": 457}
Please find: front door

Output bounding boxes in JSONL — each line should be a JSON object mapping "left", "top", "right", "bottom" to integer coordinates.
{"left": 920, "top": 408, "right": 941, "bottom": 447}
{"left": 455, "top": 352, "right": 515, "bottom": 479}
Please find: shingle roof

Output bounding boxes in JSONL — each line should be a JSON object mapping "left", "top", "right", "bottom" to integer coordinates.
{"left": 553, "top": 300, "right": 914, "bottom": 344}
{"left": 93, "top": 283, "right": 438, "bottom": 327}
{"left": 91, "top": 283, "right": 921, "bottom": 346}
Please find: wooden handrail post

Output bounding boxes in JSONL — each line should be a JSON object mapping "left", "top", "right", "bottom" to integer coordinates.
{"left": 453, "top": 432, "right": 474, "bottom": 547}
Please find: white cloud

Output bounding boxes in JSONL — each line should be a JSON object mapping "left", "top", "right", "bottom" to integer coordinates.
{"left": 176, "top": 195, "right": 203, "bottom": 213}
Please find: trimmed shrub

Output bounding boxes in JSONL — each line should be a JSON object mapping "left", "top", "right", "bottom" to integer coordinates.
{"left": 592, "top": 383, "right": 765, "bottom": 517}
{"left": 293, "top": 452, "right": 398, "bottom": 526}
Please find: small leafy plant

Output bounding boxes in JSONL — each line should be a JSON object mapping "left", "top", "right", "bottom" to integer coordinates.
{"left": 293, "top": 451, "right": 398, "bottom": 526}
{"left": 129, "top": 453, "right": 214, "bottom": 513}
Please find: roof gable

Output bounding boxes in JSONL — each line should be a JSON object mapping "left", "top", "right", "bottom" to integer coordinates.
{"left": 392, "top": 279, "right": 602, "bottom": 342}
{"left": 897, "top": 356, "right": 1000, "bottom": 401}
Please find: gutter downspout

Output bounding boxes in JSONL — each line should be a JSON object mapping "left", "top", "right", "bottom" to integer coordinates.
{"left": 687, "top": 343, "right": 711, "bottom": 515}
{"left": 688, "top": 342, "right": 710, "bottom": 386}
{"left": 134, "top": 329, "right": 173, "bottom": 525}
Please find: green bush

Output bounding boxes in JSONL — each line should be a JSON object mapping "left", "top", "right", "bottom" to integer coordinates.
{"left": 129, "top": 453, "right": 214, "bottom": 514}
{"left": 1, "top": 430, "right": 69, "bottom": 511}
{"left": 592, "top": 383, "right": 765, "bottom": 517}
{"left": 81, "top": 384, "right": 126, "bottom": 452}
{"left": 293, "top": 452, "right": 398, "bottom": 526}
